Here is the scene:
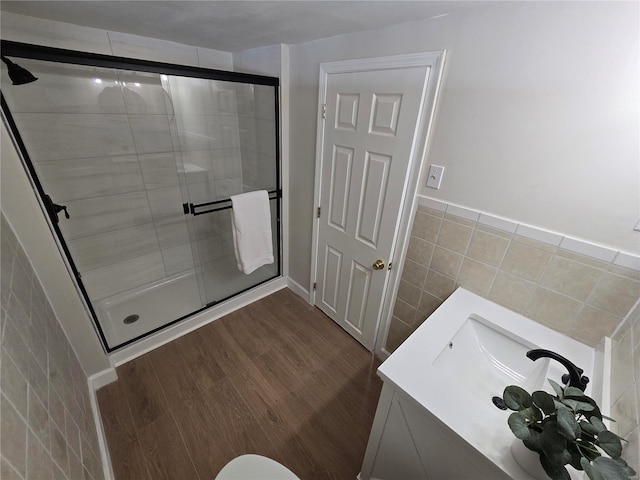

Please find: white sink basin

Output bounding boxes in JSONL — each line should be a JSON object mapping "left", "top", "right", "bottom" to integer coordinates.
{"left": 432, "top": 315, "right": 550, "bottom": 402}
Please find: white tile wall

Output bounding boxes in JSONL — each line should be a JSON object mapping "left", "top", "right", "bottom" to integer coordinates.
{"left": 82, "top": 252, "right": 167, "bottom": 300}
{"left": 196, "top": 48, "right": 234, "bottom": 70}
{"left": 128, "top": 114, "right": 173, "bottom": 154}
{"left": 37, "top": 155, "right": 144, "bottom": 202}
{"left": 139, "top": 152, "right": 181, "bottom": 189}
{"left": 13, "top": 113, "right": 135, "bottom": 161}
{"left": 4, "top": 61, "right": 125, "bottom": 114}
{"left": 1, "top": 12, "right": 112, "bottom": 55}
{"left": 118, "top": 71, "right": 168, "bottom": 115}
{"left": 107, "top": 31, "right": 200, "bottom": 67}
{"left": 68, "top": 223, "right": 161, "bottom": 271}
{"left": 59, "top": 192, "right": 153, "bottom": 240}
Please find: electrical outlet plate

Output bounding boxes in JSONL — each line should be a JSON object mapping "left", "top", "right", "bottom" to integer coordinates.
{"left": 426, "top": 165, "right": 445, "bottom": 189}
{"left": 634, "top": 218, "right": 640, "bottom": 232}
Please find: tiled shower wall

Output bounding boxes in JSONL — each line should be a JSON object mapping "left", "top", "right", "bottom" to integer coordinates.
{"left": 1, "top": 213, "right": 103, "bottom": 480}
{"left": 609, "top": 300, "right": 640, "bottom": 470}
{"left": 387, "top": 198, "right": 640, "bottom": 351}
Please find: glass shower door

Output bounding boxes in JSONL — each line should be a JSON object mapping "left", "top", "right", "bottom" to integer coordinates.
{"left": 164, "top": 76, "right": 280, "bottom": 306}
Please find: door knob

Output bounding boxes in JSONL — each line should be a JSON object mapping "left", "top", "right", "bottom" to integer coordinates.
{"left": 372, "top": 259, "right": 385, "bottom": 270}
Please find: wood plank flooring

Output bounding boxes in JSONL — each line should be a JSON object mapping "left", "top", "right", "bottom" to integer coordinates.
{"left": 97, "top": 288, "right": 383, "bottom": 480}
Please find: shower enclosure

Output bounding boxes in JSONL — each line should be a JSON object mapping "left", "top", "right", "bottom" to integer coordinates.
{"left": 1, "top": 41, "right": 281, "bottom": 351}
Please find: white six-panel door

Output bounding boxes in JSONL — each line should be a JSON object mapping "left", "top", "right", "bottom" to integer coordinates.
{"left": 314, "top": 63, "right": 432, "bottom": 350}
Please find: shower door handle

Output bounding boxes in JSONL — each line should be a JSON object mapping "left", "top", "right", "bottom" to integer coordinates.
{"left": 44, "top": 195, "right": 70, "bottom": 224}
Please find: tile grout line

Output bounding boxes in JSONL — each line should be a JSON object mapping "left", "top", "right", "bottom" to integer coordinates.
{"left": 1, "top": 452, "right": 26, "bottom": 480}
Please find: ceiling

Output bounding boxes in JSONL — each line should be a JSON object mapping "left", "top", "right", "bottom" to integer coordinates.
{"left": 0, "top": 1, "right": 486, "bottom": 52}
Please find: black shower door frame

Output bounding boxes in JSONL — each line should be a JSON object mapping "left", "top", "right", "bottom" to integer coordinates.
{"left": 0, "top": 40, "right": 282, "bottom": 353}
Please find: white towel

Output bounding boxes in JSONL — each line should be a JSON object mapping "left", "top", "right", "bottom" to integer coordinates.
{"left": 230, "top": 190, "right": 274, "bottom": 274}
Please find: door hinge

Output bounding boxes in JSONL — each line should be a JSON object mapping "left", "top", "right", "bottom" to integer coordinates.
{"left": 321, "top": 104, "right": 327, "bottom": 119}
{"left": 313, "top": 282, "right": 317, "bottom": 291}
{"left": 388, "top": 262, "right": 393, "bottom": 271}
{"left": 317, "top": 207, "right": 321, "bottom": 218}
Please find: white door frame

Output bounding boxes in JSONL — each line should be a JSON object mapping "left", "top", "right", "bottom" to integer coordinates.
{"left": 309, "top": 51, "right": 446, "bottom": 356}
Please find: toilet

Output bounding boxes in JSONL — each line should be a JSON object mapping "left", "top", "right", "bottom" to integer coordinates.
{"left": 215, "top": 454, "right": 300, "bottom": 479}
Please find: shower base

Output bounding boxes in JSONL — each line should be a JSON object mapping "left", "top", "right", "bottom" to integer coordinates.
{"left": 96, "top": 270, "right": 201, "bottom": 347}
{"left": 95, "top": 257, "right": 279, "bottom": 349}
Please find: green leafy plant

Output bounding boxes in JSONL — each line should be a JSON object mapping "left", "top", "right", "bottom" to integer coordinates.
{"left": 503, "top": 380, "right": 637, "bottom": 480}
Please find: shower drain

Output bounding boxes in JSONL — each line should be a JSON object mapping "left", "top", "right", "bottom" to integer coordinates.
{"left": 123, "top": 314, "right": 140, "bottom": 325}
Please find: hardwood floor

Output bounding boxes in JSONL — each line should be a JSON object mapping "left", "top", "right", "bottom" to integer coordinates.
{"left": 97, "top": 288, "right": 383, "bottom": 480}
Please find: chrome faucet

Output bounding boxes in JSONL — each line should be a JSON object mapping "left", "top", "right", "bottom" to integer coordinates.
{"left": 526, "top": 349, "right": 589, "bottom": 392}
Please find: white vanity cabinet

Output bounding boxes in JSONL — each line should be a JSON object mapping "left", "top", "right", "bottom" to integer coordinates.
{"left": 359, "top": 382, "right": 510, "bottom": 480}
{"left": 358, "top": 288, "right": 597, "bottom": 480}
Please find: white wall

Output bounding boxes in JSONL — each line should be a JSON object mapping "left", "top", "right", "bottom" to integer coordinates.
{"left": 0, "top": 12, "right": 235, "bottom": 375}
{"left": 233, "top": 44, "right": 282, "bottom": 77}
{"left": 288, "top": 1, "right": 639, "bottom": 289}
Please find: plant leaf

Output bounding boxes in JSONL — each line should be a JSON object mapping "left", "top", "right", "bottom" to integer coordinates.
{"left": 562, "top": 397, "right": 596, "bottom": 413}
{"left": 508, "top": 412, "right": 531, "bottom": 440}
{"left": 540, "top": 421, "right": 570, "bottom": 464}
{"left": 596, "top": 430, "right": 623, "bottom": 459}
{"left": 580, "top": 420, "right": 599, "bottom": 437}
{"left": 541, "top": 454, "right": 571, "bottom": 480}
{"left": 564, "top": 392, "right": 603, "bottom": 417}
{"left": 581, "top": 458, "right": 606, "bottom": 480}
{"left": 613, "top": 458, "right": 637, "bottom": 477}
{"left": 564, "top": 386, "right": 589, "bottom": 398}
{"left": 503, "top": 385, "right": 533, "bottom": 411}
{"left": 556, "top": 406, "right": 579, "bottom": 440}
{"left": 553, "top": 399, "right": 566, "bottom": 411}
{"left": 567, "top": 442, "right": 583, "bottom": 470}
{"left": 549, "top": 379, "right": 564, "bottom": 399}
{"left": 523, "top": 430, "right": 543, "bottom": 453}
{"left": 590, "top": 416, "right": 607, "bottom": 434}
{"left": 523, "top": 405, "right": 543, "bottom": 423}
{"left": 533, "top": 390, "right": 556, "bottom": 415}
{"left": 576, "top": 439, "right": 602, "bottom": 462}
{"left": 592, "top": 456, "right": 635, "bottom": 480}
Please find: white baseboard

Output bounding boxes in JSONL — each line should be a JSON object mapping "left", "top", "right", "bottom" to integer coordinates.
{"left": 287, "top": 277, "right": 311, "bottom": 304}
{"left": 88, "top": 368, "right": 117, "bottom": 480}
{"left": 108, "top": 276, "right": 288, "bottom": 367}
{"left": 376, "top": 347, "right": 391, "bottom": 362}
{"left": 88, "top": 368, "right": 118, "bottom": 390}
